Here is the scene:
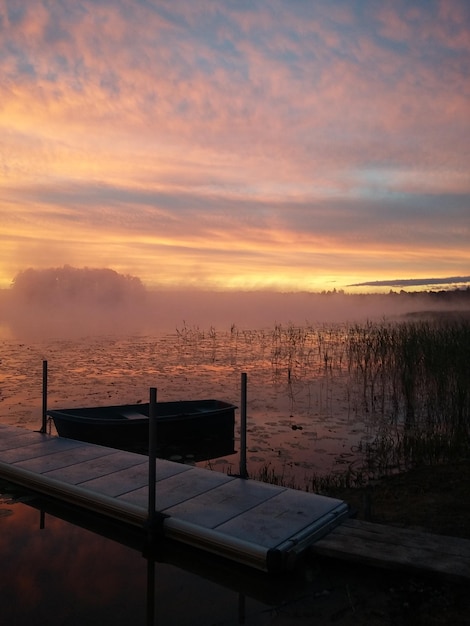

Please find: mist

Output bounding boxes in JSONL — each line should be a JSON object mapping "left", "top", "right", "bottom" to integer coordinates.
{"left": 1, "top": 267, "right": 469, "bottom": 340}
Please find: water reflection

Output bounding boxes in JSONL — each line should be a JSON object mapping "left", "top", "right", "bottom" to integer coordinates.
{"left": 0, "top": 481, "right": 315, "bottom": 625}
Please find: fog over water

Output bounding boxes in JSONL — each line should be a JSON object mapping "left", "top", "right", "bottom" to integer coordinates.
{"left": 1, "top": 267, "right": 469, "bottom": 340}
{"left": 0, "top": 290, "right": 462, "bottom": 339}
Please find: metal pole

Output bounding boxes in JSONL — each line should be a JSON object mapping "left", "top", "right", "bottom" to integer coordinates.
{"left": 41, "top": 360, "right": 48, "bottom": 433}
{"left": 148, "top": 387, "right": 157, "bottom": 526}
{"left": 239, "top": 372, "right": 248, "bottom": 478}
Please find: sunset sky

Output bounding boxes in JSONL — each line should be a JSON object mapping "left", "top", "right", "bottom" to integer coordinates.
{"left": 1, "top": 0, "right": 469, "bottom": 293}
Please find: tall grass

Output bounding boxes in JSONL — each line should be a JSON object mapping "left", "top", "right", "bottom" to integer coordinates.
{"left": 176, "top": 316, "right": 470, "bottom": 486}
{"left": 260, "top": 316, "right": 470, "bottom": 486}
{"left": 346, "top": 317, "right": 470, "bottom": 470}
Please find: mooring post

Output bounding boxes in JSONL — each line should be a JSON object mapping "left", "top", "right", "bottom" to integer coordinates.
{"left": 41, "top": 360, "right": 48, "bottom": 433}
{"left": 148, "top": 387, "right": 157, "bottom": 526}
{"left": 239, "top": 372, "right": 248, "bottom": 478}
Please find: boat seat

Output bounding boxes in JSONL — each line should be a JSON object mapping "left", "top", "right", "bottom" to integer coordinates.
{"left": 120, "top": 411, "right": 146, "bottom": 420}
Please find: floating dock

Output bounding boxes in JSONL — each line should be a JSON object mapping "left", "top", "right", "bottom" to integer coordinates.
{"left": 0, "top": 425, "right": 349, "bottom": 572}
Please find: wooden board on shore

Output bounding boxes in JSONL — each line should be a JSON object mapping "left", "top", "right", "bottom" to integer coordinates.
{"left": 311, "top": 518, "right": 470, "bottom": 580}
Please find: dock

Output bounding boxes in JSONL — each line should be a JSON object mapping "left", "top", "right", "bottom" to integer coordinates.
{"left": 0, "top": 425, "right": 349, "bottom": 572}
{"left": 2, "top": 425, "right": 469, "bottom": 580}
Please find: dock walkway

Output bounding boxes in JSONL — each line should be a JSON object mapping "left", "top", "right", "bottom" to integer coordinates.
{"left": 0, "top": 425, "right": 348, "bottom": 572}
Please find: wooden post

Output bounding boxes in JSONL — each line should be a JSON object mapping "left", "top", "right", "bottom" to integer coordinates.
{"left": 239, "top": 372, "right": 248, "bottom": 478}
{"left": 148, "top": 387, "right": 157, "bottom": 526}
{"left": 41, "top": 360, "right": 48, "bottom": 433}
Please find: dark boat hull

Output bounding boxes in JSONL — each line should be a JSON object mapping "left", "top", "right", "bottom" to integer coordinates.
{"left": 48, "top": 400, "right": 236, "bottom": 458}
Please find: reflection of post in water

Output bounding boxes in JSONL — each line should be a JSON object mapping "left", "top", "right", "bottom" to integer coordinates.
{"left": 146, "top": 555, "right": 156, "bottom": 626}
{"left": 148, "top": 387, "right": 157, "bottom": 528}
{"left": 239, "top": 372, "right": 248, "bottom": 479}
{"left": 147, "top": 386, "right": 158, "bottom": 625}
{"left": 238, "top": 592, "right": 246, "bottom": 623}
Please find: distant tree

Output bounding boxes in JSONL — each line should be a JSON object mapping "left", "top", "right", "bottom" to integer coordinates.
{"left": 11, "top": 266, "right": 146, "bottom": 306}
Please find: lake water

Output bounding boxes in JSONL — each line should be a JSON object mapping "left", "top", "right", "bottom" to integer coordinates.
{"left": 0, "top": 326, "right": 374, "bottom": 624}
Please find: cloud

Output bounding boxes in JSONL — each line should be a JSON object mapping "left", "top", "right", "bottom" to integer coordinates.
{"left": 0, "top": 1, "right": 469, "bottom": 291}
{"left": 349, "top": 276, "right": 470, "bottom": 288}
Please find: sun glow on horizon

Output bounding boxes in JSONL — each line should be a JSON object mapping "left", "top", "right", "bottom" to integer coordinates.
{"left": 2, "top": 261, "right": 469, "bottom": 297}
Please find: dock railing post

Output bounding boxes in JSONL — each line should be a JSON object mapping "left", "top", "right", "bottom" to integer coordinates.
{"left": 148, "top": 387, "right": 157, "bottom": 526}
{"left": 40, "top": 360, "right": 48, "bottom": 433}
{"left": 239, "top": 372, "right": 248, "bottom": 478}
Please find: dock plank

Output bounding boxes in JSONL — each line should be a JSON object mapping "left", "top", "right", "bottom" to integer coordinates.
{"left": 217, "top": 488, "right": 347, "bottom": 548}
{"left": 119, "top": 465, "right": 235, "bottom": 510}
{"left": 311, "top": 519, "right": 470, "bottom": 580}
{"left": 0, "top": 430, "right": 67, "bottom": 451}
{"left": 163, "top": 477, "right": 284, "bottom": 527}
{"left": 79, "top": 462, "right": 152, "bottom": 497}
{"left": 42, "top": 450, "right": 148, "bottom": 484}
{"left": 15, "top": 445, "right": 118, "bottom": 473}
{"left": 0, "top": 437, "right": 84, "bottom": 462}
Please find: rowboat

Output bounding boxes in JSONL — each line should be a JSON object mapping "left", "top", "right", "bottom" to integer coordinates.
{"left": 48, "top": 399, "right": 237, "bottom": 459}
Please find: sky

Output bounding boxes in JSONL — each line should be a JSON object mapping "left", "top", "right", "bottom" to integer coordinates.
{"left": 1, "top": 0, "right": 469, "bottom": 293}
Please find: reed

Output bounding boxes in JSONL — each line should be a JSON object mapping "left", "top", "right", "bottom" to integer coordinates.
{"left": 251, "top": 462, "right": 369, "bottom": 493}
{"left": 252, "top": 462, "right": 301, "bottom": 489}
{"left": 176, "top": 316, "right": 469, "bottom": 488}
{"left": 341, "top": 316, "right": 470, "bottom": 473}
{"left": 256, "top": 316, "right": 470, "bottom": 489}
